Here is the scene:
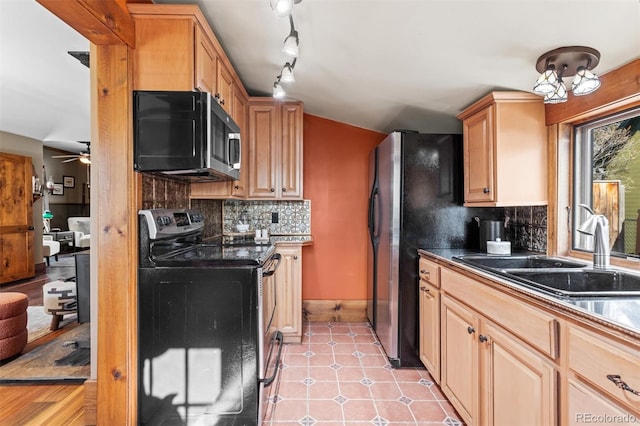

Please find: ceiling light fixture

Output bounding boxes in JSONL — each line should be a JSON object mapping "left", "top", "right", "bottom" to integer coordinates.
{"left": 282, "top": 15, "right": 299, "bottom": 57}
{"left": 273, "top": 81, "right": 286, "bottom": 99}
{"left": 532, "top": 46, "right": 601, "bottom": 103}
{"left": 271, "top": 0, "right": 302, "bottom": 99}
{"left": 270, "top": 0, "right": 300, "bottom": 18}
{"left": 280, "top": 59, "right": 297, "bottom": 83}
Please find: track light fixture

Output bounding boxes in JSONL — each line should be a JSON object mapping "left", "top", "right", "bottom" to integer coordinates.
{"left": 271, "top": 0, "right": 302, "bottom": 98}
{"left": 532, "top": 46, "right": 601, "bottom": 104}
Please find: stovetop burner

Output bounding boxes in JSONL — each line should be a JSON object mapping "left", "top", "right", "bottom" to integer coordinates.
{"left": 139, "top": 208, "right": 276, "bottom": 267}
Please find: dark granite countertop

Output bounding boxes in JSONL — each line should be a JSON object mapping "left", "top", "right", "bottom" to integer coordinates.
{"left": 419, "top": 248, "right": 640, "bottom": 338}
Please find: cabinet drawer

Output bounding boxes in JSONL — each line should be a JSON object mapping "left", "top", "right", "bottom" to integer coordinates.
{"left": 418, "top": 257, "right": 440, "bottom": 288}
{"left": 569, "top": 326, "right": 640, "bottom": 414}
{"left": 441, "top": 268, "right": 559, "bottom": 359}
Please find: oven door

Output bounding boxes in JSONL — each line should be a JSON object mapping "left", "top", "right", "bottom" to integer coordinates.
{"left": 257, "top": 252, "right": 283, "bottom": 424}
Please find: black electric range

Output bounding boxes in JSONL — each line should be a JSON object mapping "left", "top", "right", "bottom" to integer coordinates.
{"left": 137, "top": 208, "right": 283, "bottom": 425}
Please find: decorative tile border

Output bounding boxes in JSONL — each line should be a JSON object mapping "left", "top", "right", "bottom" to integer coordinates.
{"left": 223, "top": 200, "right": 311, "bottom": 235}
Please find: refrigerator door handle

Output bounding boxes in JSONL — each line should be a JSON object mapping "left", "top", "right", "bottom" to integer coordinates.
{"left": 373, "top": 191, "right": 381, "bottom": 239}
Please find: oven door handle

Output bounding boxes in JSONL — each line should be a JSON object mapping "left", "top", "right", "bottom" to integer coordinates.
{"left": 260, "top": 330, "right": 283, "bottom": 386}
{"left": 261, "top": 253, "right": 282, "bottom": 277}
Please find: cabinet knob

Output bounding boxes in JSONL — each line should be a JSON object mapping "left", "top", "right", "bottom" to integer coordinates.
{"left": 282, "top": 188, "right": 287, "bottom": 192}
{"left": 234, "top": 185, "right": 240, "bottom": 189}
{"left": 467, "top": 326, "right": 475, "bottom": 334}
{"left": 483, "top": 187, "right": 490, "bottom": 194}
{"left": 214, "top": 93, "right": 221, "bottom": 99}
{"left": 479, "top": 335, "right": 488, "bottom": 343}
{"left": 270, "top": 188, "right": 275, "bottom": 192}
{"left": 420, "top": 269, "right": 430, "bottom": 276}
{"left": 220, "top": 99, "right": 225, "bottom": 105}
{"left": 293, "top": 255, "right": 298, "bottom": 260}
{"left": 420, "top": 286, "right": 428, "bottom": 292}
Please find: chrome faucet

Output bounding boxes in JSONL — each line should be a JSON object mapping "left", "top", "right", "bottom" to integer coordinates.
{"left": 577, "top": 204, "right": 610, "bottom": 269}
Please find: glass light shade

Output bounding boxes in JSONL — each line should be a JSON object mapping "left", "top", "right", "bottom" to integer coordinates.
{"left": 543, "top": 80, "right": 567, "bottom": 104}
{"left": 572, "top": 67, "right": 601, "bottom": 96}
{"left": 280, "top": 64, "right": 295, "bottom": 83}
{"left": 273, "top": 82, "right": 286, "bottom": 99}
{"left": 533, "top": 69, "right": 559, "bottom": 95}
{"left": 79, "top": 156, "right": 91, "bottom": 165}
{"left": 282, "top": 33, "right": 299, "bottom": 57}
{"left": 270, "top": 0, "right": 293, "bottom": 17}
{"left": 46, "top": 175, "right": 55, "bottom": 189}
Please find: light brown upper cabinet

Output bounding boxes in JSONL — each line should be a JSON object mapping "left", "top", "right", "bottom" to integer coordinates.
{"left": 130, "top": 4, "right": 246, "bottom": 124}
{"left": 457, "top": 91, "right": 548, "bottom": 207}
{"left": 248, "top": 99, "right": 304, "bottom": 199}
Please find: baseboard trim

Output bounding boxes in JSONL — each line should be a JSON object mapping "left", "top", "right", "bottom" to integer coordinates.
{"left": 35, "top": 262, "right": 46, "bottom": 274}
{"left": 302, "top": 300, "right": 367, "bottom": 322}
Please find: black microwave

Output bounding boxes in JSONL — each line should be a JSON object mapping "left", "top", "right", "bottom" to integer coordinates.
{"left": 133, "top": 90, "right": 241, "bottom": 181}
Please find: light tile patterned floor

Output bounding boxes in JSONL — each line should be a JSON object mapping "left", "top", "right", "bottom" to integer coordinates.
{"left": 264, "top": 322, "right": 464, "bottom": 426}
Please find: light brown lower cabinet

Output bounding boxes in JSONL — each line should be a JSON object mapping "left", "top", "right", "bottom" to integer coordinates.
{"left": 275, "top": 244, "right": 302, "bottom": 343}
{"left": 441, "top": 293, "right": 556, "bottom": 426}
{"left": 420, "top": 251, "right": 640, "bottom": 426}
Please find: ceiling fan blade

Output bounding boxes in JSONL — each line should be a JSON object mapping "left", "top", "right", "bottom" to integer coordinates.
{"left": 52, "top": 155, "right": 79, "bottom": 158}
{"left": 62, "top": 158, "right": 79, "bottom": 163}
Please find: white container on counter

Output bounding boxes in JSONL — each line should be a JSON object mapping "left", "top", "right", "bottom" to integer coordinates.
{"left": 486, "top": 238, "right": 511, "bottom": 255}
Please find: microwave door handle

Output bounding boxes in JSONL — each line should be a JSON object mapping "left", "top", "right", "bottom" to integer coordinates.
{"left": 228, "top": 134, "right": 241, "bottom": 170}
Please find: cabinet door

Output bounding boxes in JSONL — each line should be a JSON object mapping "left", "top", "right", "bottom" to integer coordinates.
{"left": 441, "top": 294, "right": 479, "bottom": 425}
{"left": 419, "top": 282, "right": 440, "bottom": 383}
{"left": 231, "top": 91, "right": 248, "bottom": 198}
{"left": 568, "top": 379, "right": 633, "bottom": 426}
{"left": 275, "top": 245, "right": 302, "bottom": 343}
{"left": 132, "top": 17, "right": 195, "bottom": 91}
{"left": 248, "top": 103, "right": 279, "bottom": 198}
{"left": 463, "top": 106, "right": 494, "bottom": 203}
{"left": 216, "top": 58, "right": 234, "bottom": 114}
{"left": 280, "top": 102, "right": 303, "bottom": 199}
{"left": 481, "top": 320, "right": 556, "bottom": 426}
{"left": 195, "top": 25, "right": 216, "bottom": 94}
{"left": 0, "top": 153, "right": 34, "bottom": 284}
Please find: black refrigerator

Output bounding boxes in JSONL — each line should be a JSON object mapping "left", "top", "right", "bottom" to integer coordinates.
{"left": 367, "top": 131, "right": 493, "bottom": 367}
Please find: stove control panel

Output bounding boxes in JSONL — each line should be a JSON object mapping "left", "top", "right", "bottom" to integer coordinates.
{"left": 139, "top": 208, "right": 205, "bottom": 240}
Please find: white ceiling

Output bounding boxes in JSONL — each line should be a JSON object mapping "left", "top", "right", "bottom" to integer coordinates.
{"left": 1, "top": 0, "right": 639, "bottom": 154}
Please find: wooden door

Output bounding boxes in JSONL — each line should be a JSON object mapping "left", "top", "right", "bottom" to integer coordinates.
{"left": 419, "top": 282, "right": 440, "bottom": 383}
{"left": 481, "top": 320, "right": 556, "bottom": 426}
{"left": 275, "top": 245, "right": 302, "bottom": 343}
{"left": 280, "top": 102, "right": 303, "bottom": 199}
{"left": 0, "top": 153, "right": 35, "bottom": 284}
{"left": 441, "top": 294, "right": 479, "bottom": 425}
{"left": 463, "top": 106, "right": 494, "bottom": 204}
{"left": 248, "top": 102, "right": 279, "bottom": 198}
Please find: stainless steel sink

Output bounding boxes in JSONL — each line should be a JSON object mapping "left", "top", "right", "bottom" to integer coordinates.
{"left": 454, "top": 255, "right": 588, "bottom": 270}
{"left": 504, "top": 270, "right": 640, "bottom": 297}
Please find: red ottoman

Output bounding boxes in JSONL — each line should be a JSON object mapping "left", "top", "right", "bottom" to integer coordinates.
{"left": 0, "top": 292, "right": 29, "bottom": 360}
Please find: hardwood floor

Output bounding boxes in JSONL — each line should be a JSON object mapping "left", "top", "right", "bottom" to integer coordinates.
{"left": 0, "top": 383, "right": 85, "bottom": 425}
{"left": 0, "top": 255, "right": 87, "bottom": 425}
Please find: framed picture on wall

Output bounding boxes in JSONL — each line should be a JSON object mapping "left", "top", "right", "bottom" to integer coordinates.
{"left": 52, "top": 183, "right": 64, "bottom": 195}
{"left": 63, "top": 176, "right": 75, "bottom": 188}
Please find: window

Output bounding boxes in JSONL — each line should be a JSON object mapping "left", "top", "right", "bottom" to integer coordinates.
{"left": 573, "top": 107, "right": 640, "bottom": 259}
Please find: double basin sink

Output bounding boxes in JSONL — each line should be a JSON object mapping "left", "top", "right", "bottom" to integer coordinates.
{"left": 453, "top": 255, "right": 640, "bottom": 298}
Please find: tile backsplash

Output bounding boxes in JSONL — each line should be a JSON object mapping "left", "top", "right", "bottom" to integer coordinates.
{"left": 505, "top": 206, "right": 548, "bottom": 252}
{"left": 223, "top": 200, "right": 311, "bottom": 235}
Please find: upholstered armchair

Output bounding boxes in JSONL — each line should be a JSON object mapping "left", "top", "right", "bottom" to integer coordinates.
{"left": 67, "top": 217, "right": 91, "bottom": 249}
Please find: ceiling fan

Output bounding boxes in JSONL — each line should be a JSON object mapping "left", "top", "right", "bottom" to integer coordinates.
{"left": 52, "top": 141, "right": 91, "bottom": 164}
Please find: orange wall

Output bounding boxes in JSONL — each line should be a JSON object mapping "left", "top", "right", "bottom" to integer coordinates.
{"left": 302, "top": 114, "right": 386, "bottom": 300}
